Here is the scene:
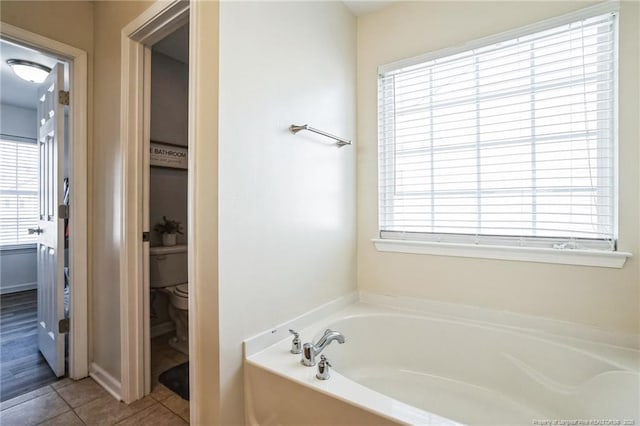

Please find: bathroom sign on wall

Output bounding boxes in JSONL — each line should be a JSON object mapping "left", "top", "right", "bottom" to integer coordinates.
{"left": 150, "top": 142, "right": 188, "bottom": 169}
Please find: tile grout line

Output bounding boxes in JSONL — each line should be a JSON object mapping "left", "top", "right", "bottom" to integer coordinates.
{"left": 112, "top": 398, "right": 161, "bottom": 426}
{"left": 157, "top": 396, "right": 190, "bottom": 422}
{"left": 54, "top": 381, "right": 108, "bottom": 415}
{"left": 3, "top": 346, "right": 189, "bottom": 424}
{"left": 22, "top": 383, "right": 82, "bottom": 426}
{"left": 2, "top": 378, "right": 184, "bottom": 425}
{"left": 45, "top": 384, "right": 85, "bottom": 426}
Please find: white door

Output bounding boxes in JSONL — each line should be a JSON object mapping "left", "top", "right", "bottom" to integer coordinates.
{"left": 32, "top": 63, "right": 66, "bottom": 377}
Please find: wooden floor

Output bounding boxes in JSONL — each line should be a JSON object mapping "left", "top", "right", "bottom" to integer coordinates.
{"left": 0, "top": 290, "right": 60, "bottom": 402}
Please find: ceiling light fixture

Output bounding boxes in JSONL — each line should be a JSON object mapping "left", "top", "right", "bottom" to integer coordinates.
{"left": 7, "top": 59, "right": 52, "bottom": 84}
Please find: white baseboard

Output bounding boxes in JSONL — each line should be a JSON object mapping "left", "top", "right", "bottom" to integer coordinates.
{"left": 0, "top": 282, "right": 37, "bottom": 295}
{"left": 151, "top": 321, "right": 175, "bottom": 338}
{"left": 89, "top": 362, "right": 121, "bottom": 401}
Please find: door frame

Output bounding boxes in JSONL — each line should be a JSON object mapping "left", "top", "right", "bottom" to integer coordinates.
{"left": 0, "top": 23, "right": 89, "bottom": 380}
{"left": 119, "top": 0, "right": 189, "bottom": 404}
{"left": 119, "top": 1, "right": 220, "bottom": 423}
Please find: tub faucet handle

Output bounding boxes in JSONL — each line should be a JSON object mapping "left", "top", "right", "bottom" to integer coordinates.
{"left": 289, "top": 329, "right": 302, "bottom": 354}
{"left": 316, "top": 355, "right": 332, "bottom": 380}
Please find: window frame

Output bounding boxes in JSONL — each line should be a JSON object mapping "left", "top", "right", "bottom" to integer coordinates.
{"left": 374, "top": 2, "right": 631, "bottom": 268}
{"left": 0, "top": 135, "right": 39, "bottom": 249}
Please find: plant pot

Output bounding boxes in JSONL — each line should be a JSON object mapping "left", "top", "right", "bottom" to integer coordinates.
{"left": 162, "top": 233, "right": 177, "bottom": 246}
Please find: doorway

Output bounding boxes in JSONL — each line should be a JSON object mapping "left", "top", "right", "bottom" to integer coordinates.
{"left": 120, "top": 2, "right": 219, "bottom": 423}
{"left": 146, "top": 23, "right": 190, "bottom": 419}
{"left": 0, "top": 25, "right": 88, "bottom": 402}
{"left": 0, "top": 40, "right": 68, "bottom": 400}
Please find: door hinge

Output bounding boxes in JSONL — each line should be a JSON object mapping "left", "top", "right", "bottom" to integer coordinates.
{"left": 58, "top": 204, "right": 69, "bottom": 220}
{"left": 59, "top": 90, "right": 70, "bottom": 106}
{"left": 58, "top": 318, "right": 70, "bottom": 334}
{"left": 142, "top": 232, "right": 150, "bottom": 242}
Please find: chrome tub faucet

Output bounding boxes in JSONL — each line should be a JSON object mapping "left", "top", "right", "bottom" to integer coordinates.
{"left": 301, "top": 329, "right": 345, "bottom": 367}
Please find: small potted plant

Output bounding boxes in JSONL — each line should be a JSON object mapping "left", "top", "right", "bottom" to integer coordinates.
{"left": 154, "top": 216, "right": 183, "bottom": 246}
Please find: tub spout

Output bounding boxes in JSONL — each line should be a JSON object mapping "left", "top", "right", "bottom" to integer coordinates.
{"left": 301, "top": 329, "right": 345, "bottom": 367}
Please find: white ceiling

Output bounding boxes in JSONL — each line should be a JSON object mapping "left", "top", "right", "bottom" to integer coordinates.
{"left": 342, "top": 0, "right": 394, "bottom": 16}
{"left": 0, "top": 40, "right": 64, "bottom": 110}
{"left": 153, "top": 23, "right": 189, "bottom": 64}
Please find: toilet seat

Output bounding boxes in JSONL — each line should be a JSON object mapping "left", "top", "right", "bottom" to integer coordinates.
{"left": 165, "top": 284, "right": 189, "bottom": 355}
{"left": 174, "top": 283, "right": 188, "bottom": 298}
{"left": 168, "top": 283, "right": 189, "bottom": 311}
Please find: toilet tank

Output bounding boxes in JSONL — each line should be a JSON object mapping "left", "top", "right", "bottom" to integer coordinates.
{"left": 149, "top": 244, "right": 188, "bottom": 288}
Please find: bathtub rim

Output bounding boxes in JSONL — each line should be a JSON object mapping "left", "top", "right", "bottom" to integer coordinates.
{"left": 244, "top": 291, "right": 640, "bottom": 360}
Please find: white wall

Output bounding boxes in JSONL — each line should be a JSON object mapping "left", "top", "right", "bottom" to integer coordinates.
{"left": 0, "top": 104, "right": 37, "bottom": 294}
{"left": 149, "top": 51, "right": 188, "bottom": 248}
{"left": 0, "top": 103, "right": 37, "bottom": 139}
{"left": 218, "top": 1, "right": 357, "bottom": 423}
{"left": 0, "top": 246, "right": 37, "bottom": 294}
{"left": 357, "top": 1, "right": 640, "bottom": 334}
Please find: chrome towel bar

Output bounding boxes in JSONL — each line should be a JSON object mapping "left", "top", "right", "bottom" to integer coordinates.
{"left": 289, "top": 124, "right": 351, "bottom": 147}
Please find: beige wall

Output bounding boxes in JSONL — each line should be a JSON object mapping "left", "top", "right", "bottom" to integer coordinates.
{"left": 0, "top": 1, "right": 94, "bottom": 54}
{"left": 91, "top": 0, "right": 159, "bottom": 379}
{"left": 357, "top": 1, "right": 640, "bottom": 334}
{"left": 218, "top": 1, "right": 357, "bottom": 423}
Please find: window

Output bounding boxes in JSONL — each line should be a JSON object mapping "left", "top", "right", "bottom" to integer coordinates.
{"left": 0, "top": 138, "right": 39, "bottom": 246}
{"left": 378, "top": 8, "right": 617, "bottom": 251}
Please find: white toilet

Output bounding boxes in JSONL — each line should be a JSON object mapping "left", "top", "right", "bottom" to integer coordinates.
{"left": 149, "top": 244, "right": 189, "bottom": 355}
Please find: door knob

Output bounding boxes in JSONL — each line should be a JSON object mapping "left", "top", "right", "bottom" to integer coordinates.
{"left": 28, "top": 227, "right": 43, "bottom": 235}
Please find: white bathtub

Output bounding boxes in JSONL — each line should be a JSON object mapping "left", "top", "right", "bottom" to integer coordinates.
{"left": 245, "top": 296, "right": 640, "bottom": 425}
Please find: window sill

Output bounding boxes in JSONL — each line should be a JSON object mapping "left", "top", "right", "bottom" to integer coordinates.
{"left": 372, "top": 238, "right": 631, "bottom": 269}
{"left": 0, "top": 243, "right": 37, "bottom": 253}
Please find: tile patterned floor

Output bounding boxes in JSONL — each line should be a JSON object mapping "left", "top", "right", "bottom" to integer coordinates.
{"left": 0, "top": 334, "right": 190, "bottom": 425}
{"left": 0, "top": 377, "right": 188, "bottom": 425}
{"left": 150, "top": 333, "right": 189, "bottom": 392}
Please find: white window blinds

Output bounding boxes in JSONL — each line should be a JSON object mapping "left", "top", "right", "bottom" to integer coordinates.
{"left": 0, "top": 138, "right": 39, "bottom": 246}
{"left": 378, "top": 9, "right": 617, "bottom": 250}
